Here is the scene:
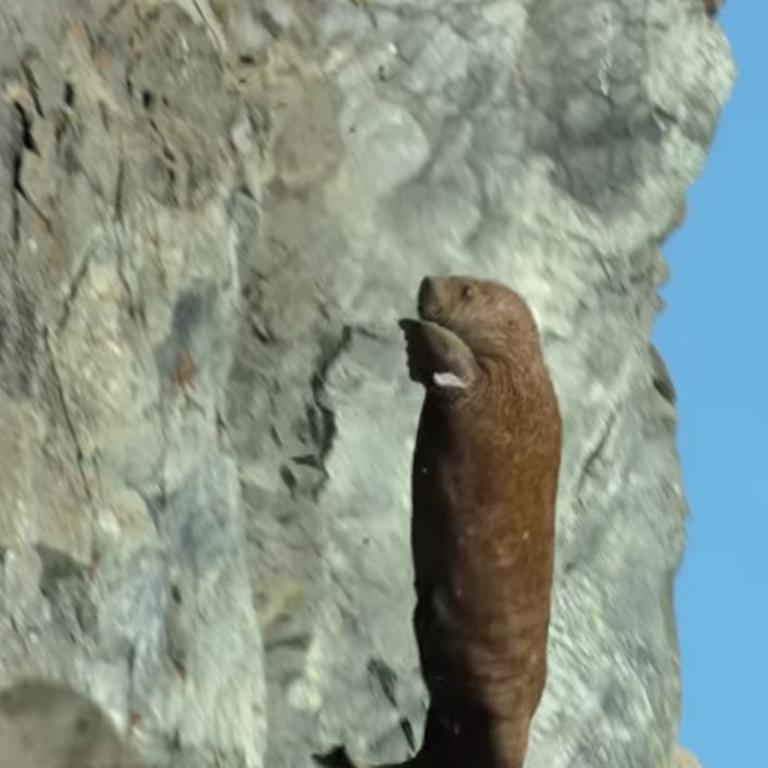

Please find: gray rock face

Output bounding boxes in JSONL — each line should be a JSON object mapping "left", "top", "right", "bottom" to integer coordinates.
{"left": 0, "top": 1, "right": 733, "bottom": 768}
{"left": 0, "top": 680, "right": 143, "bottom": 768}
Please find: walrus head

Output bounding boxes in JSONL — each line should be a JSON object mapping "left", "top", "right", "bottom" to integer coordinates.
{"left": 399, "top": 275, "right": 541, "bottom": 392}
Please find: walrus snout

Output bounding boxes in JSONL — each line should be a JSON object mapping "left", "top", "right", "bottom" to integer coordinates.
{"left": 417, "top": 276, "right": 442, "bottom": 320}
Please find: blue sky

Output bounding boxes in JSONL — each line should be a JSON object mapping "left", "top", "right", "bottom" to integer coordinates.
{"left": 653, "top": 4, "right": 767, "bottom": 766}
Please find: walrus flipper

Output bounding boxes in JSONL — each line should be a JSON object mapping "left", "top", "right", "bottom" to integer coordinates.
{"left": 398, "top": 319, "right": 478, "bottom": 390}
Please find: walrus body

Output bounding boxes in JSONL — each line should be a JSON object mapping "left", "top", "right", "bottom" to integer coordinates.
{"left": 400, "top": 275, "right": 561, "bottom": 768}
{"left": 322, "top": 276, "right": 561, "bottom": 768}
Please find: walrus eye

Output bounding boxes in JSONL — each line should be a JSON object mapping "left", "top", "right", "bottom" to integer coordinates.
{"left": 460, "top": 284, "right": 474, "bottom": 301}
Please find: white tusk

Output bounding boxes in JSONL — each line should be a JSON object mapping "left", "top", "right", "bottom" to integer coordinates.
{"left": 433, "top": 371, "right": 468, "bottom": 389}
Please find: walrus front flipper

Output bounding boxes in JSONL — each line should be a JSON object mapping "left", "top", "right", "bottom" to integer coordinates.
{"left": 399, "top": 319, "right": 478, "bottom": 390}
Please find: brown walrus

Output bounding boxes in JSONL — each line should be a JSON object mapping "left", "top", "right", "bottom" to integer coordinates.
{"left": 320, "top": 276, "right": 561, "bottom": 768}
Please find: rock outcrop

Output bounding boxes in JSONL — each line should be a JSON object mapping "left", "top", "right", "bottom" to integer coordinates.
{"left": 673, "top": 746, "right": 703, "bottom": 768}
{"left": 0, "top": 1, "right": 733, "bottom": 767}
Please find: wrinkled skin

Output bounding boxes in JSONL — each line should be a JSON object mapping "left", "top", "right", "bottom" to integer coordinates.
{"left": 327, "top": 275, "right": 561, "bottom": 768}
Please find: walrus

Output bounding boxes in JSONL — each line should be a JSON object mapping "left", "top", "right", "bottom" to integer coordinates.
{"left": 320, "top": 276, "right": 561, "bottom": 768}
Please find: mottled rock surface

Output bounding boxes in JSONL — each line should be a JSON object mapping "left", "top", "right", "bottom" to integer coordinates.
{"left": 0, "top": 1, "right": 733, "bottom": 768}
{"left": 673, "top": 746, "right": 703, "bottom": 768}
{"left": 0, "top": 680, "right": 143, "bottom": 768}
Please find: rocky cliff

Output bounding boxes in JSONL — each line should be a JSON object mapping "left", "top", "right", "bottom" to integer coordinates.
{"left": 0, "top": 1, "right": 733, "bottom": 767}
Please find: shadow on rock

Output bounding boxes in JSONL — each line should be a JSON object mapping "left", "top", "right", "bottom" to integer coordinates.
{"left": 0, "top": 679, "right": 144, "bottom": 768}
